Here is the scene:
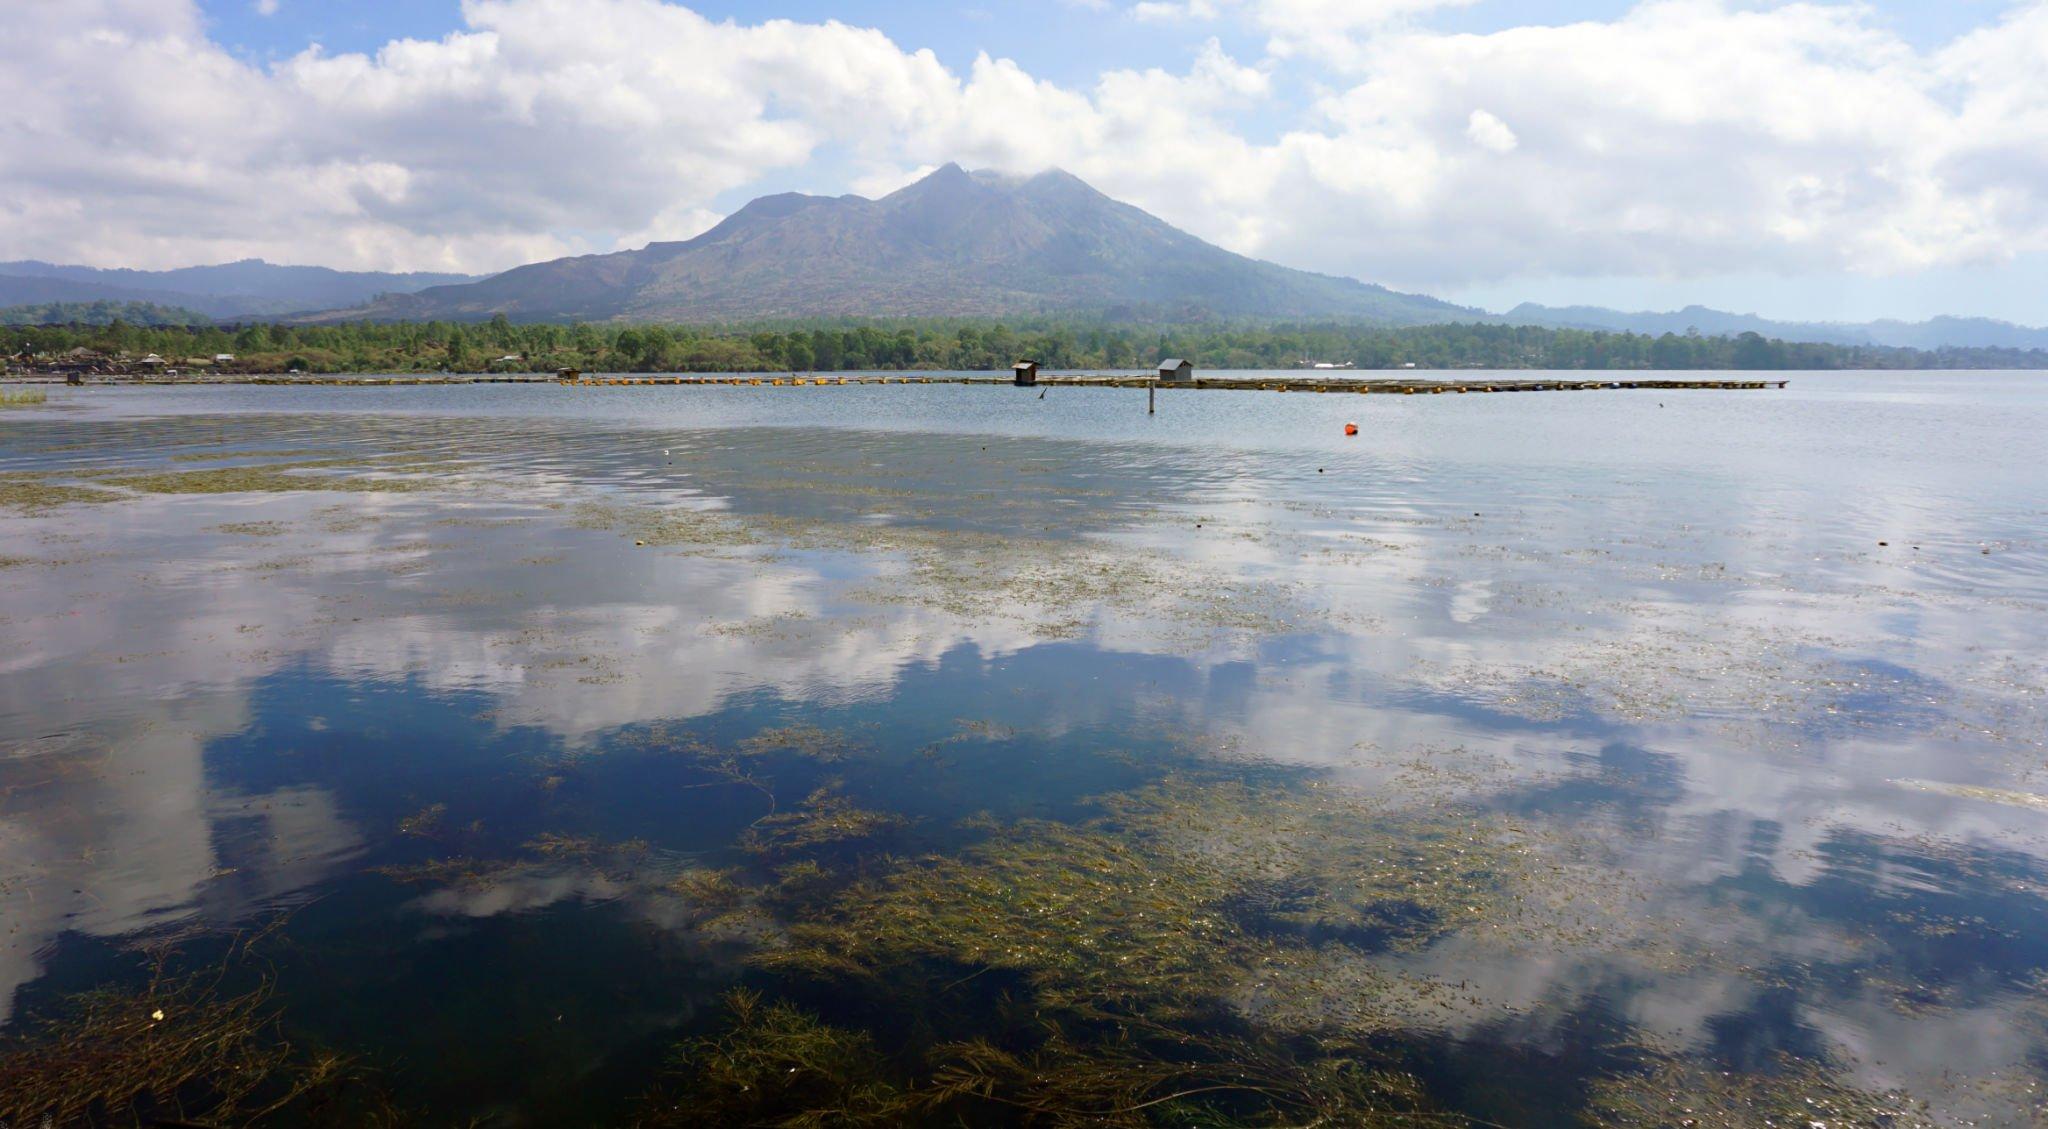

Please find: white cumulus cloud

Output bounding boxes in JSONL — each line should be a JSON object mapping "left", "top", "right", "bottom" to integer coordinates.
{"left": 0, "top": 0, "right": 2043, "bottom": 295}
{"left": 1465, "top": 109, "right": 1517, "bottom": 154}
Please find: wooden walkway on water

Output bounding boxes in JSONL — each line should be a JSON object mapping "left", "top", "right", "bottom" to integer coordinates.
{"left": 555, "top": 373, "right": 1789, "bottom": 394}
{"left": 9, "top": 373, "right": 1790, "bottom": 395}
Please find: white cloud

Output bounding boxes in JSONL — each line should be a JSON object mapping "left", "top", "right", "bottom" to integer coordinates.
{"left": 1125, "top": 0, "right": 1479, "bottom": 58}
{"left": 1465, "top": 109, "right": 1517, "bottom": 154}
{"left": 1132, "top": 0, "right": 1223, "bottom": 21}
{"left": 0, "top": 0, "right": 2043, "bottom": 292}
{"left": 255, "top": 0, "right": 279, "bottom": 15}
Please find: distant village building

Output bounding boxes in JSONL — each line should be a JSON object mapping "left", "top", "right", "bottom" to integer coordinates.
{"left": 1157, "top": 358, "right": 1194, "bottom": 381}
{"left": 52, "top": 347, "right": 110, "bottom": 383}
{"left": 214, "top": 354, "right": 235, "bottom": 364}
{"left": 136, "top": 354, "right": 166, "bottom": 368}
{"left": 1012, "top": 360, "right": 1040, "bottom": 386}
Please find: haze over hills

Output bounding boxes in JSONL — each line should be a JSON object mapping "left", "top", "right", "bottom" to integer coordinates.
{"left": 1507, "top": 302, "right": 2048, "bottom": 352}
{"left": 321, "top": 165, "right": 1477, "bottom": 326}
{"left": 0, "top": 259, "right": 484, "bottom": 320}
{"left": 5, "top": 169, "right": 2040, "bottom": 352}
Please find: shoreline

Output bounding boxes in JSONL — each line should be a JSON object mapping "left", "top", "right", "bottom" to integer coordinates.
{"left": 0, "top": 372, "right": 1791, "bottom": 395}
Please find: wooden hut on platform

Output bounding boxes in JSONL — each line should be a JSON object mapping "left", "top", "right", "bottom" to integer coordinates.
{"left": 1012, "top": 360, "right": 1040, "bottom": 386}
{"left": 1158, "top": 358, "right": 1194, "bottom": 381}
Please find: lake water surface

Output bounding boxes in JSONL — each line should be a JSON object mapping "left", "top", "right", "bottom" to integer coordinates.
{"left": 2, "top": 372, "right": 2045, "bottom": 1125}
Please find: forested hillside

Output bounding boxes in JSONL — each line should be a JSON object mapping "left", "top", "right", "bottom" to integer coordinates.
{"left": 12, "top": 316, "right": 2044, "bottom": 373}
{"left": 1, "top": 300, "right": 212, "bottom": 326}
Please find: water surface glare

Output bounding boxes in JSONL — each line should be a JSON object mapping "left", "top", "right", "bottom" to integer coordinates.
{"left": 1, "top": 373, "right": 2045, "bottom": 1126}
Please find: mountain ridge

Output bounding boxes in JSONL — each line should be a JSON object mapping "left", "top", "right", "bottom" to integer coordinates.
{"left": 313, "top": 164, "right": 1478, "bottom": 325}
{"left": 0, "top": 259, "right": 486, "bottom": 320}
{"left": 9, "top": 172, "right": 2038, "bottom": 349}
{"left": 1505, "top": 302, "right": 2048, "bottom": 352}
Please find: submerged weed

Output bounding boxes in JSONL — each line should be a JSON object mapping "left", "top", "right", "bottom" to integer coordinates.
{"left": 743, "top": 789, "right": 909, "bottom": 856}
{"left": 637, "top": 989, "right": 907, "bottom": 1127}
{"left": 759, "top": 779, "right": 1529, "bottom": 1016}
{"left": 1585, "top": 1051, "right": 1935, "bottom": 1129}
{"left": 0, "top": 942, "right": 365, "bottom": 1128}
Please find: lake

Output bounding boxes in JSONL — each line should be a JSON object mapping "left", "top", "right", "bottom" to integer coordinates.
{"left": 2, "top": 371, "right": 2045, "bottom": 1126}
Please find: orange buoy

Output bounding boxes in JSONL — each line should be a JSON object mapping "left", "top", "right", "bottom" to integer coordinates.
{"left": 1343, "top": 422, "right": 1359, "bottom": 437}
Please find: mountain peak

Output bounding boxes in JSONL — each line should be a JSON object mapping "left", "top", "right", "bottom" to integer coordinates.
{"left": 887, "top": 164, "right": 1093, "bottom": 201}
{"left": 307, "top": 165, "right": 1473, "bottom": 324}
{"left": 884, "top": 162, "right": 979, "bottom": 203}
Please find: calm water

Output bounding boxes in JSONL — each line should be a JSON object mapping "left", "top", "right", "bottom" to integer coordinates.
{"left": 2, "top": 372, "right": 2045, "bottom": 1125}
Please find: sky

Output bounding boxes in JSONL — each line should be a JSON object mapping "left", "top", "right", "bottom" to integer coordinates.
{"left": 4, "top": 0, "right": 2046, "bottom": 324}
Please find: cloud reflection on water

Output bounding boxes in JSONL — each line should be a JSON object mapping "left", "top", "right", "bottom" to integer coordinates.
{"left": 1, "top": 398, "right": 2045, "bottom": 1120}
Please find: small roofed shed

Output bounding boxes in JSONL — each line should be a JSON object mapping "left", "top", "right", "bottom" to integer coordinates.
{"left": 1012, "top": 360, "right": 1040, "bottom": 386}
{"left": 1158, "top": 358, "right": 1194, "bottom": 381}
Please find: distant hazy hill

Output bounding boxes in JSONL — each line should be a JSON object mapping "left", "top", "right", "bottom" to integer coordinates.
{"left": 1505, "top": 302, "right": 2048, "bottom": 352}
{"left": 323, "top": 165, "right": 1475, "bottom": 325}
{"left": 0, "top": 300, "right": 213, "bottom": 326}
{"left": 0, "top": 259, "right": 484, "bottom": 320}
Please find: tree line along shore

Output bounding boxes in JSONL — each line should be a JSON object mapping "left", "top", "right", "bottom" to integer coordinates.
{"left": 7, "top": 316, "right": 2045, "bottom": 376}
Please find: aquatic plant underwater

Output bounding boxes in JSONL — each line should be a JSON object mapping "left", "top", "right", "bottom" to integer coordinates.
{"left": 0, "top": 725, "right": 1935, "bottom": 1128}
{"left": 3, "top": 399, "right": 2043, "bottom": 1127}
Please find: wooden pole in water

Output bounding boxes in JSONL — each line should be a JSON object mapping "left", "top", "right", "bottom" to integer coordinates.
{"left": 1148, "top": 382, "right": 1155, "bottom": 415}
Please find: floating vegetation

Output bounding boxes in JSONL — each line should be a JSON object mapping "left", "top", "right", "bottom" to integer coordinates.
{"left": 706, "top": 611, "right": 812, "bottom": 638}
{"left": 575, "top": 501, "right": 760, "bottom": 549}
{"left": 839, "top": 527, "right": 1304, "bottom": 641}
{"left": 169, "top": 447, "right": 333, "bottom": 463}
{"left": 369, "top": 856, "right": 508, "bottom": 888}
{"left": 0, "top": 943, "right": 360, "bottom": 1128}
{"left": 213, "top": 520, "right": 292, "bottom": 537}
{"left": 0, "top": 389, "right": 48, "bottom": 408}
{"left": 396, "top": 802, "right": 448, "bottom": 838}
{"left": 571, "top": 497, "right": 1305, "bottom": 644}
{"left": 736, "top": 724, "right": 865, "bottom": 764}
{"left": 1892, "top": 779, "right": 2048, "bottom": 812}
{"left": 0, "top": 472, "right": 118, "bottom": 512}
{"left": 97, "top": 463, "right": 442, "bottom": 495}
{"left": 524, "top": 831, "right": 653, "bottom": 864}
{"left": 372, "top": 829, "right": 655, "bottom": 893}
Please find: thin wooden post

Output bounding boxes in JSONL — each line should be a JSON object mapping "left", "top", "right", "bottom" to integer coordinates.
{"left": 1148, "top": 382, "right": 1155, "bottom": 415}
